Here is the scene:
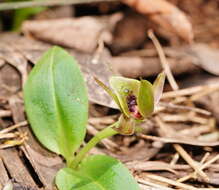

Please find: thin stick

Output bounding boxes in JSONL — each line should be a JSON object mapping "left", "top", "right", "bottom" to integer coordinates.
{"left": 145, "top": 173, "right": 198, "bottom": 190}
{"left": 137, "top": 178, "right": 173, "bottom": 190}
{"left": 201, "top": 154, "right": 219, "bottom": 170}
{"left": 162, "top": 84, "right": 219, "bottom": 99}
{"left": 0, "top": 110, "right": 11, "bottom": 118}
{"left": 190, "top": 87, "right": 219, "bottom": 101}
{"left": 0, "top": 0, "right": 117, "bottom": 11}
{"left": 174, "top": 144, "right": 209, "bottom": 182}
{"left": 170, "top": 153, "right": 179, "bottom": 166}
{"left": 140, "top": 133, "right": 219, "bottom": 147}
{"left": 155, "top": 117, "right": 209, "bottom": 182}
{"left": 158, "top": 102, "right": 211, "bottom": 116}
{"left": 0, "top": 120, "right": 28, "bottom": 134}
{"left": 178, "top": 154, "right": 219, "bottom": 183}
{"left": 0, "top": 132, "right": 19, "bottom": 139}
{"left": 148, "top": 29, "right": 179, "bottom": 91}
{"left": 200, "top": 152, "right": 210, "bottom": 165}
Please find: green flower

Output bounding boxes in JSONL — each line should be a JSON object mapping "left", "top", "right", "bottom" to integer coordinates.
{"left": 95, "top": 72, "right": 165, "bottom": 134}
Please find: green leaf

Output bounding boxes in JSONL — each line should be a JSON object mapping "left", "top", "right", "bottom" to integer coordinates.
{"left": 24, "top": 46, "right": 88, "bottom": 163}
{"left": 109, "top": 76, "right": 140, "bottom": 117}
{"left": 137, "top": 80, "right": 154, "bottom": 117}
{"left": 153, "top": 72, "right": 165, "bottom": 106}
{"left": 56, "top": 155, "right": 140, "bottom": 190}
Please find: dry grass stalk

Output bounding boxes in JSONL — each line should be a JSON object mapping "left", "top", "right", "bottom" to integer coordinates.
{"left": 0, "top": 120, "right": 28, "bottom": 134}
{"left": 0, "top": 110, "right": 12, "bottom": 118}
{"left": 145, "top": 173, "right": 199, "bottom": 190}
{"left": 0, "top": 132, "right": 27, "bottom": 149}
{"left": 162, "top": 84, "right": 219, "bottom": 99}
{"left": 137, "top": 178, "right": 173, "bottom": 190}
{"left": 178, "top": 154, "right": 219, "bottom": 183}
{"left": 148, "top": 29, "right": 179, "bottom": 91}
{"left": 148, "top": 32, "right": 216, "bottom": 186}
{"left": 158, "top": 102, "right": 211, "bottom": 116}
{"left": 155, "top": 116, "right": 209, "bottom": 182}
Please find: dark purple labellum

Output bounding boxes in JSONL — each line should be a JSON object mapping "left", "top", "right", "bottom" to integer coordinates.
{"left": 127, "top": 94, "right": 142, "bottom": 119}
{"left": 127, "top": 95, "right": 137, "bottom": 112}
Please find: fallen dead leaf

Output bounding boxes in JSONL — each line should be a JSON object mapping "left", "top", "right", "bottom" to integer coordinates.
{"left": 110, "top": 55, "right": 199, "bottom": 78}
{"left": 0, "top": 33, "right": 116, "bottom": 108}
{"left": 22, "top": 15, "right": 120, "bottom": 53}
{"left": 110, "top": 12, "right": 148, "bottom": 54}
{"left": 121, "top": 0, "right": 193, "bottom": 42}
{"left": 186, "top": 44, "right": 219, "bottom": 75}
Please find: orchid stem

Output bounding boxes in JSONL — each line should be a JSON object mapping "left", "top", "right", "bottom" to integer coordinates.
{"left": 70, "top": 121, "right": 118, "bottom": 169}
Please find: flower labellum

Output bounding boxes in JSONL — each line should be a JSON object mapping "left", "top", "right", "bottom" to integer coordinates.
{"left": 95, "top": 72, "right": 165, "bottom": 135}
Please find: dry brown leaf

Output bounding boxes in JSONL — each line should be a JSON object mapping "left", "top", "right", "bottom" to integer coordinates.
{"left": 22, "top": 15, "right": 121, "bottom": 53}
{"left": 110, "top": 13, "right": 148, "bottom": 54}
{"left": 186, "top": 44, "right": 219, "bottom": 75}
{"left": 110, "top": 55, "right": 199, "bottom": 78}
{"left": 122, "top": 0, "right": 193, "bottom": 42}
{"left": 0, "top": 33, "right": 116, "bottom": 108}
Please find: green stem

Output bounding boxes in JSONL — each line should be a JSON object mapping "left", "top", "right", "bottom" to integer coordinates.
{"left": 70, "top": 122, "right": 118, "bottom": 169}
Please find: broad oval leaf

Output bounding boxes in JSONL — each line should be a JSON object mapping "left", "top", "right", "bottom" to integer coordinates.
{"left": 24, "top": 46, "right": 88, "bottom": 162}
{"left": 56, "top": 155, "right": 140, "bottom": 190}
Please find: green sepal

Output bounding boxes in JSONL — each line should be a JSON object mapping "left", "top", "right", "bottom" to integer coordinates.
{"left": 137, "top": 80, "right": 154, "bottom": 117}
{"left": 94, "top": 77, "right": 122, "bottom": 110}
{"left": 153, "top": 72, "right": 165, "bottom": 106}
{"left": 109, "top": 76, "right": 140, "bottom": 118}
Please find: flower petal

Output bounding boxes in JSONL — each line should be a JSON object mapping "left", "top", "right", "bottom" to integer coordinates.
{"left": 137, "top": 79, "right": 154, "bottom": 117}
{"left": 153, "top": 72, "right": 165, "bottom": 106}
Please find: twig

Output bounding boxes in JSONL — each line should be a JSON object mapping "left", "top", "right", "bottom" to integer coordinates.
{"left": 0, "top": 0, "right": 117, "bottom": 11}
{"left": 0, "top": 132, "right": 27, "bottom": 149}
{"left": 173, "top": 144, "right": 209, "bottom": 182}
{"left": 170, "top": 153, "right": 179, "bottom": 166}
{"left": 155, "top": 117, "right": 209, "bottom": 182}
{"left": 158, "top": 102, "right": 211, "bottom": 116}
{"left": 162, "top": 84, "right": 219, "bottom": 99}
{"left": 145, "top": 173, "right": 199, "bottom": 190}
{"left": 200, "top": 152, "right": 210, "bottom": 165}
{"left": 0, "top": 120, "right": 28, "bottom": 134}
{"left": 0, "top": 132, "right": 20, "bottom": 139}
{"left": 140, "top": 134, "right": 219, "bottom": 147}
{"left": 160, "top": 113, "right": 208, "bottom": 124}
{"left": 178, "top": 154, "right": 219, "bottom": 183}
{"left": 0, "top": 110, "right": 11, "bottom": 118}
{"left": 137, "top": 178, "right": 173, "bottom": 190}
{"left": 190, "top": 86, "right": 219, "bottom": 101}
{"left": 201, "top": 154, "right": 219, "bottom": 170}
{"left": 148, "top": 29, "right": 179, "bottom": 91}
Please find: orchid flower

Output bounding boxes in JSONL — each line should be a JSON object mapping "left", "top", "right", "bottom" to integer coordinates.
{"left": 95, "top": 72, "right": 165, "bottom": 135}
